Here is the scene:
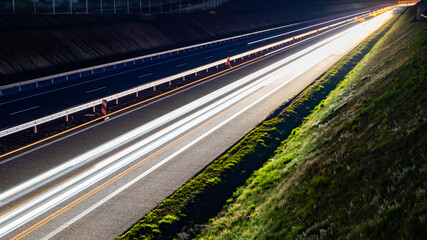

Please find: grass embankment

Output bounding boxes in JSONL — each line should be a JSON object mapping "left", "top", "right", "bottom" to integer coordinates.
{"left": 199, "top": 6, "right": 426, "bottom": 239}
{"left": 118, "top": 8, "right": 402, "bottom": 240}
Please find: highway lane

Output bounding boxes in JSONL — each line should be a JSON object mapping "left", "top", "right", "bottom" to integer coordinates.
{"left": 0, "top": 11, "right": 394, "bottom": 239}
{"left": 0, "top": 9, "right": 373, "bottom": 130}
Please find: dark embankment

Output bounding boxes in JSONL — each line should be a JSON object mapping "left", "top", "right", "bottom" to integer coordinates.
{"left": 0, "top": 0, "right": 394, "bottom": 85}
{"left": 200, "top": 5, "right": 426, "bottom": 240}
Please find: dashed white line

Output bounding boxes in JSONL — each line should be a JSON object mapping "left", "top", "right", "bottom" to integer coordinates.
{"left": 176, "top": 63, "right": 188, "bottom": 68}
{"left": 205, "top": 55, "right": 215, "bottom": 59}
{"left": 138, "top": 73, "right": 153, "bottom": 78}
{"left": 9, "top": 106, "right": 40, "bottom": 116}
{"left": 85, "top": 86, "right": 106, "bottom": 94}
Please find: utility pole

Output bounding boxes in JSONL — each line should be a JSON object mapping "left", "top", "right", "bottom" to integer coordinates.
{"left": 12, "top": 0, "right": 15, "bottom": 14}
{"left": 86, "top": 0, "right": 88, "bottom": 14}
{"left": 33, "top": 0, "right": 36, "bottom": 14}
{"left": 101, "top": 0, "right": 103, "bottom": 14}
{"left": 127, "top": 0, "right": 129, "bottom": 14}
{"left": 53, "top": 0, "right": 55, "bottom": 14}
{"left": 114, "top": 0, "right": 116, "bottom": 14}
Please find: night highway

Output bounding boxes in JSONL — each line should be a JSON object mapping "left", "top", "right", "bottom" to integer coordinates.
{"left": 0, "top": 8, "right": 394, "bottom": 239}
{"left": 0, "top": 10, "right": 369, "bottom": 131}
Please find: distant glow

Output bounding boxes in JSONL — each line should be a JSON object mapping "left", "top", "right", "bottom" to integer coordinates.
{"left": 397, "top": 0, "right": 418, "bottom": 7}
{"left": 0, "top": 10, "right": 394, "bottom": 239}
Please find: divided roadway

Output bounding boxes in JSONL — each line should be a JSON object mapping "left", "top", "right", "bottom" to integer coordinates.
{"left": 0, "top": 9, "right": 369, "bottom": 131}
{"left": 0, "top": 11, "right": 394, "bottom": 240}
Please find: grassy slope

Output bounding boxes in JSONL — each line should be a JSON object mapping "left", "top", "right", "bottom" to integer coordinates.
{"left": 199, "top": 7, "right": 427, "bottom": 240}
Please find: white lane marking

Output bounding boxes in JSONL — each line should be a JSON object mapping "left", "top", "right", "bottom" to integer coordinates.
{"left": 85, "top": 87, "right": 106, "bottom": 94}
{"left": 228, "top": 49, "right": 235, "bottom": 52}
{"left": 138, "top": 73, "right": 153, "bottom": 78}
{"left": 205, "top": 55, "right": 215, "bottom": 59}
{"left": 176, "top": 63, "right": 188, "bottom": 68}
{"left": 9, "top": 106, "right": 40, "bottom": 116}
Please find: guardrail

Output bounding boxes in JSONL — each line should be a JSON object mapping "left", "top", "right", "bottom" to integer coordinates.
{"left": 0, "top": 9, "right": 370, "bottom": 96}
{"left": 0, "top": 8, "right": 391, "bottom": 138}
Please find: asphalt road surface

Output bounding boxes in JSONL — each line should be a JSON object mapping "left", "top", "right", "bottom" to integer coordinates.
{"left": 0, "top": 10, "right": 393, "bottom": 240}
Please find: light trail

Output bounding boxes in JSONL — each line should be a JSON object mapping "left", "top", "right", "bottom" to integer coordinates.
{"left": 176, "top": 63, "right": 188, "bottom": 67}
{"left": 0, "top": 10, "right": 393, "bottom": 239}
{"left": 0, "top": 22, "right": 347, "bottom": 207}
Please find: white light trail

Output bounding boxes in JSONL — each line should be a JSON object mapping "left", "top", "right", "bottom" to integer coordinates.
{"left": 0, "top": 11, "right": 393, "bottom": 239}
{"left": 0, "top": 19, "right": 352, "bottom": 206}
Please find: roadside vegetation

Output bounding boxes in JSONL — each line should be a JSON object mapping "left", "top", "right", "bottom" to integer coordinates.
{"left": 118, "top": 6, "right": 407, "bottom": 240}
{"left": 199, "top": 6, "right": 426, "bottom": 239}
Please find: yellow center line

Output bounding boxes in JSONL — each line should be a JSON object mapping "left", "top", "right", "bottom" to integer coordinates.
{"left": 0, "top": 55, "right": 264, "bottom": 161}
{"left": 10, "top": 58, "right": 273, "bottom": 239}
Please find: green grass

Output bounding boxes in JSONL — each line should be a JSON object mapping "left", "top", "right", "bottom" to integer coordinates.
{"left": 118, "top": 7, "right": 403, "bottom": 240}
{"left": 199, "top": 6, "right": 426, "bottom": 240}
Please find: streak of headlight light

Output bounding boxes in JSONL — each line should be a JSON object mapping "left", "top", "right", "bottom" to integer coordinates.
{"left": 0, "top": 11, "right": 392, "bottom": 238}
{"left": 0, "top": 14, "right": 365, "bottom": 206}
